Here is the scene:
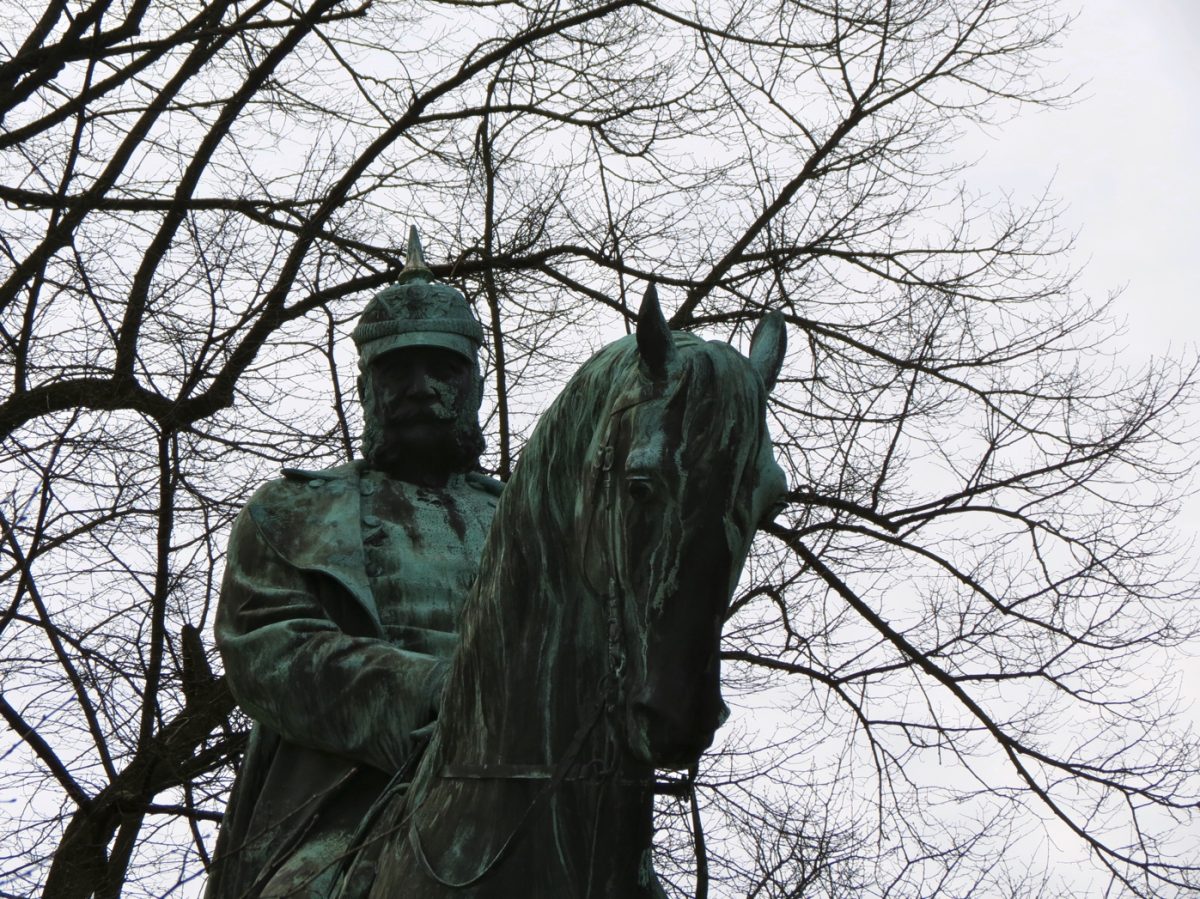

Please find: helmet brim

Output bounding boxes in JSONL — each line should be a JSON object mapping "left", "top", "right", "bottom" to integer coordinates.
{"left": 358, "top": 331, "right": 478, "bottom": 368}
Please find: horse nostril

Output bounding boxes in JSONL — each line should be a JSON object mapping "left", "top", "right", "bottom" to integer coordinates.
{"left": 628, "top": 696, "right": 716, "bottom": 769}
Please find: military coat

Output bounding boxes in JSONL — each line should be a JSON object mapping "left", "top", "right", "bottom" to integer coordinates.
{"left": 205, "top": 462, "right": 499, "bottom": 899}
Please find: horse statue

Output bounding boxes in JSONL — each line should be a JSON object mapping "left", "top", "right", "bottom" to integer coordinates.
{"left": 341, "top": 286, "right": 788, "bottom": 898}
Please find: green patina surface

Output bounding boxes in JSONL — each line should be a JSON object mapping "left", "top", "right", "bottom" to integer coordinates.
{"left": 205, "top": 264, "right": 787, "bottom": 899}
{"left": 205, "top": 230, "right": 501, "bottom": 899}
{"left": 357, "top": 288, "right": 787, "bottom": 897}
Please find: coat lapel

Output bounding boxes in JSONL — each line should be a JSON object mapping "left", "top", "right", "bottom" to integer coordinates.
{"left": 248, "top": 462, "right": 382, "bottom": 630}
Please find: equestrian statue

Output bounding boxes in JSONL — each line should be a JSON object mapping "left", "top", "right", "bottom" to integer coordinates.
{"left": 208, "top": 230, "right": 788, "bottom": 898}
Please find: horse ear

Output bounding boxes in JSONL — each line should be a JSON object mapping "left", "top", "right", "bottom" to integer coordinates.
{"left": 636, "top": 283, "right": 675, "bottom": 378}
{"left": 748, "top": 311, "right": 786, "bottom": 391}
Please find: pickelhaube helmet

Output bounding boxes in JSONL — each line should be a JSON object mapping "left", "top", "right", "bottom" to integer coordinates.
{"left": 352, "top": 227, "right": 483, "bottom": 368}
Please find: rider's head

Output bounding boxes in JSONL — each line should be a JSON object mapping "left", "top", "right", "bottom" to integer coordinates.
{"left": 352, "top": 228, "right": 485, "bottom": 484}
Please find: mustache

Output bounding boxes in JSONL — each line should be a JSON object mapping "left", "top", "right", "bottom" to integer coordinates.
{"left": 382, "top": 405, "right": 455, "bottom": 423}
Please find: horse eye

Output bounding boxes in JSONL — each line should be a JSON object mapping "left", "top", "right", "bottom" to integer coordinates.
{"left": 626, "top": 477, "right": 654, "bottom": 502}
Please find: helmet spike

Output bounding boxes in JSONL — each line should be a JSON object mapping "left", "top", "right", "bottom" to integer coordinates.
{"left": 353, "top": 226, "right": 482, "bottom": 367}
{"left": 398, "top": 225, "right": 434, "bottom": 283}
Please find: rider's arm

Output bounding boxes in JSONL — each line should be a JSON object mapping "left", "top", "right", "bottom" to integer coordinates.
{"left": 215, "top": 502, "right": 448, "bottom": 774}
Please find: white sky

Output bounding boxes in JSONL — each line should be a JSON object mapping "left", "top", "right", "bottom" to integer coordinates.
{"left": 968, "top": 0, "right": 1200, "bottom": 352}
{"left": 964, "top": 0, "right": 1200, "bottom": 727}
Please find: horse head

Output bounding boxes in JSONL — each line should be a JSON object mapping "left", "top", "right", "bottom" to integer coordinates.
{"left": 586, "top": 286, "right": 787, "bottom": 770}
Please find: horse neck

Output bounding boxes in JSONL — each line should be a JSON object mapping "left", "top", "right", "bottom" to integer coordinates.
{"left": 437, "top": 469, "right": 618, "bottom": 772}
{"left": 424, "top": 478, "right": 660, "bottom": 896}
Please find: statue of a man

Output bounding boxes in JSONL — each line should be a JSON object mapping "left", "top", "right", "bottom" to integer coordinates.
{"left": 206, "top": 230, "right": 500, "bottom": 899}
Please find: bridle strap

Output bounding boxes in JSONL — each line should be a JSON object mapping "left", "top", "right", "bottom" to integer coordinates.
{"left": 440, "top": 762, "right": 563, "bottom": 781}
{"left": 441, "top": 761, "right": 688, "bottom": 797}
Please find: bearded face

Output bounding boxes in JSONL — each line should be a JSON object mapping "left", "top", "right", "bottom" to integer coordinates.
{"left": 359, "top": 346, "right": 485, "bottom": 485}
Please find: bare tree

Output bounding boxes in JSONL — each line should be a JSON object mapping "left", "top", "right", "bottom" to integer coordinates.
{"left": 1, "top": 0, "right": 1197, "bottom": 896}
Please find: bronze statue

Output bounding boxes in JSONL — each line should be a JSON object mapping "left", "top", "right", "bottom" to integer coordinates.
{"left": 207, "top": 227, "right": 788, "bottom": 895}
{"left": 205, "top": 229, "right": 502, "bottom": 899}
{"left": 341, "top": 285, "right": 788, "bottom": 897}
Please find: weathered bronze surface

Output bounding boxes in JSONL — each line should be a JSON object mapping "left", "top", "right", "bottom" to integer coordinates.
{"left": 205, "top": 230, "right": 501, "bottom": 899}
{"left": 207, "top": 241, "right": 787, "bottom": 896}
{"left": 351, "top": 286, "right": 787, "bottom": 898}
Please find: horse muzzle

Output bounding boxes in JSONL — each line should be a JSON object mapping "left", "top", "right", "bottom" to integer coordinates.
{"left": 625, "top": 689, "right": 724, "bottom": 770}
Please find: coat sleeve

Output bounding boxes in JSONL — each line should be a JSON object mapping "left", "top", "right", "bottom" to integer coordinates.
{"left": 215, "top": 503, "right": 450, "bottom": 775}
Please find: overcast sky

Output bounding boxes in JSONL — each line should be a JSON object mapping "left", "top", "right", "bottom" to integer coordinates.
{"left": 890, "top": 1, "right": 1200, "bottom": 746}
{"left": 967, "top": 0, "right": 1200, "bottom": 354}
{"left": 974, "top": 0, "right": 1200, "bottom": 721}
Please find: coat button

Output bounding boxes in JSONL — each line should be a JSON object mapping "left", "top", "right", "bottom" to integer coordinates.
{"left": 362, "top": 515, "right": 382, "bottom": 528}
{"left": 308, "top": 479, "right": 324, "bottom": 489}
{"left": 360, "top": 482, "right": 376, "bottom": 496}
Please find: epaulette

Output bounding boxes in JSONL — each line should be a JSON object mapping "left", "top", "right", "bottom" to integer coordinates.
{"left": 279, "top": 462, "right": 360, "bottom": 484}
{"left": 281, "top": 467, "right": 329, "bottom": 482}
{"left": 465, "top": 472, "right": 504, "bottom": 496}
